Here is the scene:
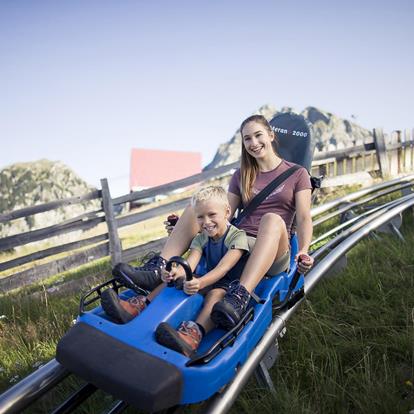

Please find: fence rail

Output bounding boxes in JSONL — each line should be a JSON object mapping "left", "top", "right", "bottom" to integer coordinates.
{"left": 0, "top": 127, "right": 413, "bottom": 292}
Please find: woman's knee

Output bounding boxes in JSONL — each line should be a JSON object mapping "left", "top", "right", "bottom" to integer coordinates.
{"left": 259, "top": 213, "right": 285, "bottom": 229}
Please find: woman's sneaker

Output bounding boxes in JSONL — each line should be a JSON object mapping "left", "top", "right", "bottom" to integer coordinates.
{"left": 211, "top": 281, "right": 251, "bottom": 330}
{"left": 112, "top": 255, "right": 167, "bottom": 291}
{"left": 155, "top": 321, "right": 202, "bottom": 357}
{"left": 101, "top": 288, "right": 147, "bottom": 323}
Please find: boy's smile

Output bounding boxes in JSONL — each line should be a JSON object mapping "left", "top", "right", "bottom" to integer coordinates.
{"left": 194, "top": 199, "right": 230, "bottom": 240}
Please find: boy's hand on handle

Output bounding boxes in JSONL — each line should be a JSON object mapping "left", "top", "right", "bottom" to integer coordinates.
{"left": 161, "top": 269, "right": 173, "bottom": 283}
{"left": 295, "top": 252, "right": 314, "bottom": 274}
{"left": 183, "top": 278, "right": 201, "bottom": 295}
{"left": 161, "top": 267, "right": 181, "bottom": 283}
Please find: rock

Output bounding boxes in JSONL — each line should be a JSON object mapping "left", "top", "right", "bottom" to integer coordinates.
{"left": 0, "top": 160, "right": 100, "bottom": 246}
{"left": 205, "top": 105, "right": 373, "bottom": 169}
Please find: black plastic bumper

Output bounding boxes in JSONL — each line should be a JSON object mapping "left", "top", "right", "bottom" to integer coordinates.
{"left": 56, "top": 322, "right": 183, "bottom": 412}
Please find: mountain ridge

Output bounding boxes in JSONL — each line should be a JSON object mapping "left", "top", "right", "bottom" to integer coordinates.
{"left": 0, "top": 159, "right": 98, "bottom": 241}
{"left": 204, "top": 104, "right": 373, "bottom": 170}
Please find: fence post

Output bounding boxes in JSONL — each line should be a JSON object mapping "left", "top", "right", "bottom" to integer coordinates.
{"left": 404, "top": 129, "right": 412, "bottom": 172}
{"left": 388, "top": 131, "right": 399, "bottom": 176}
{"left": 373, "top": 128, "right": 390, "bottom": 177}
{"left": 101, "top": 178, "right": 123, "bottom": 266}
{"left": 411, "top": 129, "right": 414, "bottom": 171}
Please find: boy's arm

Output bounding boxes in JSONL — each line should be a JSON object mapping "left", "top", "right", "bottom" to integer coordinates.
{"left": 186, "top": 248, "right": 203, "bottom": 273}
{"left": 197, "top": 248, "right": 244, "bottom": 290}
{"left": 165, "top": 248, "right": 202, "bottom": 281}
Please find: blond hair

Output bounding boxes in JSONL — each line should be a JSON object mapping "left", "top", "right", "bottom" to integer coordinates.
{"left": 191, "top": 185, "right": 229, "bottom": 208}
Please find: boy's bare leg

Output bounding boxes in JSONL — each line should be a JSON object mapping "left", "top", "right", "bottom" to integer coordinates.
{"left": 240, "top": 213, "right": 289, "bottom": 292}
{"left": 196, "top": 288, "right": 226, "bottom": 332}
{"left": 160, "top": 204, "right": 200, "bottom": 259}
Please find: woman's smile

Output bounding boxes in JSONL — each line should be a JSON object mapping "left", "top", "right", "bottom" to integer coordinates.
{"left": 249, "top": 144, "right": 264, "bottom": 155}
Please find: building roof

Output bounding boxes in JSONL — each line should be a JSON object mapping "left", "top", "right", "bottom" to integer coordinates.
{"left": 130, "top": 148, "right": 202, "bottom": 190}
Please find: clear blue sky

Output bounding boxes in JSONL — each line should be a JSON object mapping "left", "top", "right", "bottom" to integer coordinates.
{"left": 1, "top": 0, "right": 413, "bottom": 196}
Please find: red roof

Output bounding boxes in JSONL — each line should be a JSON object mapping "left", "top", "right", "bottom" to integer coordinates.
{"left": 130, "top": 148, "right": 202, "bottom": 190}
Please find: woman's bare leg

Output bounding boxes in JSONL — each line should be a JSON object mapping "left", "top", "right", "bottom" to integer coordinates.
{"left": 196, "top": 288, "right": 226, "bottom": 332}
{"left": 240, "top": 213, "right": 289, "bottom": 292}
{"left": 160, "top": 204, "right": 200, "bottom": 259}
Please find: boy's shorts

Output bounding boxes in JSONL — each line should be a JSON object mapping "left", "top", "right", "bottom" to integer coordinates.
{"left": 200, "top": 237, "right": 290, "bottom": 294}
{"left": 210, "top": 255, "right": 249, "bottom": 291}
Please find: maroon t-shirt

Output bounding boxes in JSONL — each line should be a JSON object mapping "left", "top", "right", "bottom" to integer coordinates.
{"left": 228, "top": 160, "right": 312, "bottom": 236}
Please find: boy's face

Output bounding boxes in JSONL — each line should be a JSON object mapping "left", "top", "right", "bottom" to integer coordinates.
{"left": 194, "top": 199, "right": 230, "bottom": 240}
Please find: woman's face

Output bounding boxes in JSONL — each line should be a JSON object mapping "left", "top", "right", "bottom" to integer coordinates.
{"left": 241, "top": 121, "right": 275, "bottom": 159}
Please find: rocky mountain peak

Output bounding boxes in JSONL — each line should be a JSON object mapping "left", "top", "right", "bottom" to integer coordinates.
{"left": 205, "top": 105, "right": 373, "bottom": 169}
{"left": 0, "top": 160, "right": 98, "bottom": 242}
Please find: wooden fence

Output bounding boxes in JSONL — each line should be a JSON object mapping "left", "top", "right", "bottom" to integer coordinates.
{"left": 311, "top": 128, "right": 414, "bottom": 180}
{"left": 0, "top": 127, "right": 413, "bottom": 292}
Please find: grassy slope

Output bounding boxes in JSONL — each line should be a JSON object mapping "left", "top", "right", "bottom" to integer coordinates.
{"left": 232, "top": 214, "right": 414, "bottom": 414}
{"left": 0, "top": 195, "right": 413, "bottom": 413}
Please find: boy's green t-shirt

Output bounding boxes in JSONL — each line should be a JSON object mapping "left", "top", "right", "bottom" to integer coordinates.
{"left": 190, "top": 224, "right": 249, "bottom": 254}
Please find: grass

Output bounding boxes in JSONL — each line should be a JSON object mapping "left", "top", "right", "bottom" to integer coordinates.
{"left": 230, "top": 214, "right": 414, "bottom": 414}
{"left": 0, "top": 187, "right": 413, "bottom": 413}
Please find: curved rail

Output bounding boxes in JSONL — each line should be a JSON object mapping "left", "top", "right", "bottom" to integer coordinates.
{"left": 311, "top": 173, "right": 414, "bottom": 218}
{"left": 1, "top": 179, "right": 413, "bottom": 414}
{"left": 312, "top": 180, "right": 413, "bottom": 227}
{"left": 0, "top": 359, "right": 68, "bottom": 414}
{"left": 203, "top": 196, "right": 414, "bottom": 414}
{"left": 311, "top": 194, "right": 408, "bottom": 246}
{"left": 312, "top": 193, "right": 414, "bottom": 260}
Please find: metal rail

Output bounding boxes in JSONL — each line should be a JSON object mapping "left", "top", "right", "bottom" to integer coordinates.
{"left": 0, "top": 359, "right": 68, "bottom": 414}
{"left": 312, "top": 193, "right": 414, "bottom": 259}
{"left": 311, "top": 195, "right": 406, "bottom": 246}
{"left": 50, "top": 383, "right": 97, "bottom": 414}
{"left": 311, "top": 173, "right": 414, "bottom": 218}
{"left": 203, "top": 196, "right": 414, "bottom": 414}
{"left": 1, "top": 181, "right": 413, "bottom": 414}
{"left": 312, "top": 181, "right": 414, "bottom": 226}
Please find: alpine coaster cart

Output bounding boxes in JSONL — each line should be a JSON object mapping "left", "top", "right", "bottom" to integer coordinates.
{"left": 56, "top": 112, "right": 318, "bottom": 412}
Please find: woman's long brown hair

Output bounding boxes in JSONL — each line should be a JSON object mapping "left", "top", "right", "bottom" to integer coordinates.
{"left": 239, "top": 115, "right": 279, "bottom": 205}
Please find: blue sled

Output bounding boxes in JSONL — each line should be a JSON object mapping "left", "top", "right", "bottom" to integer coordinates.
{"left": 56, "top": 235, "right": 304, "bottom": 412}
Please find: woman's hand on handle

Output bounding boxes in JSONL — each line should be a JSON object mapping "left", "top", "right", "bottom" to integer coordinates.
{"left": 295, "top": 251, "right": 314, "bottom": 274}
{"left": 164, "top": 214, "right": 179, "bottom": 236}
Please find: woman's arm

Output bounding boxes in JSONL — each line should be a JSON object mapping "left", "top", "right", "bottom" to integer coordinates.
{"left": 295, "top": 188, "right": 312, "bottom": 253}
{"left": 228, "top": 192, "right": 241, "bottom": 219}
{"left": 295, "top": 188, "right": 313, "bottom": 271}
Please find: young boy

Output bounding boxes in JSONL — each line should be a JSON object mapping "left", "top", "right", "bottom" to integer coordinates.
{"left": 155, "top": 185, "right": 249, "bottom": 356}
{"left": 101, "top": 186, "right": 249, "bottom": 356}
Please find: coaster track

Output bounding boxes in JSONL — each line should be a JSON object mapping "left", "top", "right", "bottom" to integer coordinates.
{"left": 0, "top": 175, "right": 413, "bottom": 414}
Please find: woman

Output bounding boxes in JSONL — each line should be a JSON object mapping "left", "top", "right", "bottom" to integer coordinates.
{"left": 113, "top": 114, "right": 314, "bottom": 329}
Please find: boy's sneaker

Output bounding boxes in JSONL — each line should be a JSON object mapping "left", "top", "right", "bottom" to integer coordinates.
{"left": 155, "top": 321, "right": 202, "bottom": 357}
{"left": 101, "top": 288, "right": 147, "bottom": 324}
{"left": 211, "top": 281, "right": 251, "bottom": 330}
{"left": 112, "top": 255, "right": 167, "bottom": 291}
